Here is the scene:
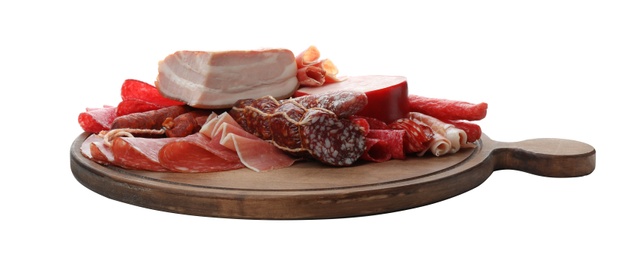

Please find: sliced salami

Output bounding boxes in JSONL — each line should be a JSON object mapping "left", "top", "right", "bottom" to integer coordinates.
{"left": 78, "top": 106, "right": 117, "bottom": 133}
{"left": 111, "top": 136, "right": 177, "bottom": 172}
{"left": 367, "top": 129, "right": 406, "bottom": 160}
{"left": 388, "top": 118, "right": 434, "bottom": 154}
{"left": 294, "top": 90, "right": 367, "bottom": 118}
{"left": 115, "top": 99, "right": 162, "bottom": 117}
{"left": 361, "top": 138, "right": 392, "bottom": 163}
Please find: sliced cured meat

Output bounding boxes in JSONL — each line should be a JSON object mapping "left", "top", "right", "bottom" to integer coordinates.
{"left": 295, "top": 46, "right": 342, "bottom": 87}
{"left": 361, "top": 129, "right": 406, "bottom": 163}
{"left": 294, "top": 90, "right": 368, "bottom": 118}
{"left": 351, "top": 116, "right": 389, "bottom": 130}
{"left": 78, "top": 106, "right": 117, "bottom": 133}
{"left": 120, "top": 79, "right": 185, "bottom": 107}
{"left": 297, "top": 65, "right": 326, "bottom": 87}
{"left": 408, "top": 95, "right": 488, "bottom": 121}
{"left": 110, "top": 105, "right": 190, "bottom": 130}
{"left": 200, "top": 112, "right": 297, "bottom": 172}
{"left": 199, "top": 112, "right": 242, "bottom": 139}
{"left": 388, "top": 118, "right": 434, "bottom": 154}
{"left": 156, "top": 49, "right": 299, "bottom": 109}
{"left": 111, "top": 136, "right": 177, "bottom": 171}
{"left": 295, "top": 45, "right": 321, "bottom": 68}
{"left": 116, "top": 99, "right": 162, "bottom": 117}
{"left": 361, "top": 138, "right": 392, "bottom": 163}
{"left": 221, "top": 133, "right": 296, "bottom": 172}
{"left": 294, "top": 75, "right": 409, "bottom": 123}
{"left": 163, "top": 110, "right": 213, "bottom": 137}
{"left": 158, "top": 133, "right": 244, "bottom": 173}
{"left": 409, "top": 112, "right": 471, "bottom": 156}
{"left": 367, "top": 129, "right": 406, "bottom": 160}
{"left": 90, "top": 141, "right": 114, "bottom": 165}
{"left": 445, "top": 120, "right": 482, "bottom": 143}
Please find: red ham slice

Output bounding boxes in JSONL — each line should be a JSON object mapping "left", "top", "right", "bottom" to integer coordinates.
{"left": 294, "top": 75, "right": 409, "bottom": 124}
{"left": 297, "top": 66, "right": 326, "bottom": 87}
{"left": 158, "top": 133, "right": 244, "bottom": 173}
{"left": 295, "top": 46, "right": 342, "bottom": 88}
{"left": 361, "top": 138, "right": 392, "bottom": 163}
{"left": 203, "top": 112, "right": 296, "bottom": 172}
{"left": 367, "top": 129, "right": 406, "bottom": 160}
{"left": 111, "top": 137, "right": 177, "bottom": 171}
{"left": 80, "top": 134, "right": 114, "bottom": 165}
{"left": 80, "top": 134, "right": 102, "bottom": 159}
{"left": 221, "top": 133, "right": 296, "bottom": 172}
{"left": 90, "top": 141, "right": 114, "bottom": 165}
{"left": 78, "top": 106, "right": 117, "bottom": 133}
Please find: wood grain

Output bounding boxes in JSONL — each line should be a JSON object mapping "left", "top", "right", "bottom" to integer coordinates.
{"left": 69, "top": 133, "right": 595, "bottom": 219}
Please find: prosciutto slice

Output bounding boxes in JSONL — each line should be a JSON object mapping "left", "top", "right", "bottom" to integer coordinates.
{"left": 78, "top": 106, "right": 117, "bottom": 134}
{"left": 295, "top": 46, "right": 342, "bottom": 87}
{"left": 361, "top": 129, "right": 406, "bottom": 162}
{"left": 80, "top": 134, "right": 115, "bottom": 165}
{"left": 201, "top": 112, "right": 296, "bottom": 172}
{"left": 112, "top": 137, "right": 178, "bottom": 171}
{"left": 158, "top": 133, "right": 244, "bottom": 173}
{"left": 409, "top": 112, "right": 472, "bottom": 156}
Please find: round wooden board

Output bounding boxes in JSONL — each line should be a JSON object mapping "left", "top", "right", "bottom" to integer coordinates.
{"left": 70, "top": 133, "right": 595, "bottom": 219}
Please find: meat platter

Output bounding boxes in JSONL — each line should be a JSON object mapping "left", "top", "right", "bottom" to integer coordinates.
{"left": 70, "top": 132, "right": 595, "bottom": 219}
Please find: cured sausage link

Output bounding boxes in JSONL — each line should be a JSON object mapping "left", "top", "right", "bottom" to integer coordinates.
{"left": 163, "top": 110, "right": 213, "bottom": 137}
{"left": 293, "top": 90, "right": 368, "bottom": 118}
{"left": 111, "top": 105, "right": 190, "bottom": 130}
{"left": 230, "top": 92, "right": 368, "bottom": 166}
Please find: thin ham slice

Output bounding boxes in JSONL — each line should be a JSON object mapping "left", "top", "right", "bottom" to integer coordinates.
{"left": 111, "top": 137, "right": 178, "bottom": 171}
{"left": 201, "top": 112, "right": 296, "bottom": 172}
{"left": 78, "top": 106, "right": 117, "bottom": 133}
{"left": 295, "top": 46, "right": 342, "bottom": 87}
{"left": 158, "top": 133, "right": 244, "bottom": 173}
{"left": 221, "top": 133, "right": 296, "bottom": 172}
{"left": 361, "top": 138, "right": 392, "bottom": 163}
{"left": 409, "top": 112, "right": 472, "bottom": 156}
{"left": 80, "top": 134, "right": 114, "bottom": 165}
{"left": 90, "top": 141, "right": 115, "bottom": 165}
{"left": 361, "top": 129, "right": 406, "bottom": 162}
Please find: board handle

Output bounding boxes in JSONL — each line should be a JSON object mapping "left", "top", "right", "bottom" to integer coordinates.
{"left": 492, "top": 138, "right": 595, "bottom": 177}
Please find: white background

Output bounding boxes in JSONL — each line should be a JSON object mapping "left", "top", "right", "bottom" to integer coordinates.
{"left": 2, "top": 0, "right": 634, "bottom": 259}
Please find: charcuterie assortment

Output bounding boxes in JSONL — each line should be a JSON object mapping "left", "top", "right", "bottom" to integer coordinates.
{"left": 77, "top": 46, "right": 488, "bottom": 173}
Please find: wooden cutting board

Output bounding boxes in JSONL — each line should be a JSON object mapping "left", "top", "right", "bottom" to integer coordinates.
{"left": 70, "top": 133, "right": 595, "bottom": 219}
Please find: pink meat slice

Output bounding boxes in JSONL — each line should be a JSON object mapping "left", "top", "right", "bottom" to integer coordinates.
{"left": 158, "top": 133, "right": 244, "bottom": 173}
{"left": 217, "top": 123, "right": 297, "bottom": 172}
{"left": 361, "top": 129, "right": 406, "bottom": 162}
{"left": 80, "top": 134, "right": 114, "bottom": 165}
{"left": 111, "top": 137, "right": 177, "bottom": 172}
{"left": 78, "top": 106, "right": 117, "bottom": 133}
{"left": 156, "top": 49, "right": 299, "bottom": 109}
